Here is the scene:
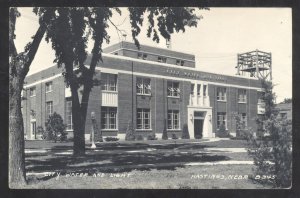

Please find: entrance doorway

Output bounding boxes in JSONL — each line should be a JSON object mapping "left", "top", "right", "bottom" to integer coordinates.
{"left": 194, "top": 119, "right": 203, "bottom": 139}
{"left": 31, "top": 121, "right": 36, "bottom": 139}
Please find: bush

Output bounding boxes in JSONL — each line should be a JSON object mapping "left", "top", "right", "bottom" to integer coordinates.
{"left": 36, "top": 126, "right": 45, "bottom": 139}
{"left": 171, "top": 133, "right": 178, "bottom": 139}
{"left": 247, "top": 117, "right": 292, "bottom": 188}
{"left": 147, "top": 134, "right": 157, "bottom": 140}
{"left": 181, "top": 123, "right": 190, "bottom": 139}
{"left": 217, "top": 124, "right": 228, "bottom": 138}
{"left": 125, "top": 121, "right": 135, "bottom": 141}
{"left": 246, "top": 80, "right": 292, "bottom": 188}
{"left": 104, "top": 137, "right": 119, "bottom": 142}
{"left": 45, "top": 112, "right": 67, "bottom": 142}
{"left": 136, "top": 135, "right": 144, "bottom": 141}
{"left": 162, "top": 119, "right": 168, "bottom": 140}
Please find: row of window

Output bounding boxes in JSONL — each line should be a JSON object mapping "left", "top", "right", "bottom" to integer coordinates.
{"left": 27, "top": 75, "right": 260, "bottom": 104}
{"left": 101, "top": 108, "right": 180, "bottom": 130}
{"left": 190, "top": 84, "right": 207, "bottom": 96}
{"left": 65, "top": 102, "right": 180, "bottom": 131}
{"left": 216, "top": 87, "right": 247, "bottom": 103}
{"left": 46, "top": 100, "right": 248, "bottom": 131}
{"left": 29, "top": 82, "right": 53, "bottom": 97}
{"left": 217, "top": 112, "right": 247, "bottom": 129}
{"left": 137, "top": 52, "right": 185, "bottom": 66}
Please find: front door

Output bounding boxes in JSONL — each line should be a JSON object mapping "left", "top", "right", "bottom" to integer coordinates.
{"left": 31, "top": 121, "right": 36, "bottom": 139}
{"left": 194, "top": 119, "right": 203, "bottom": 139}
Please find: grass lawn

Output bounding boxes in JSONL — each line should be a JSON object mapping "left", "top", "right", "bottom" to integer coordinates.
{"left": 22, "top": 139, "right": 270, "bottom": 189}
{"left": 24, "top": 165, "right": 269, "bottom": 189}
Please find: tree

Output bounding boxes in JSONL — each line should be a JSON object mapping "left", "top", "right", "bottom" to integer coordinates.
{"left": 9, "top": 8, "right": 54, "bottom": 186}
{"left": 45, "top": 112, "right": 67, "bottom": 142}
{"left": 181, "top": 123, "right": 190, "bottom": 139}
{"left": 280, "top": 98, "right": 292, "bottom": 104}
{"left": 246, "top": 80, "right": 292, "bottom": 188}
{"left": 42, "top": 7, "right": 206, "bottom": 155}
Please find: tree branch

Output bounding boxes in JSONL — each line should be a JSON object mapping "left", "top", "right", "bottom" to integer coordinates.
{"left": 21, "top": 9, "right": 54, "bottom": 79}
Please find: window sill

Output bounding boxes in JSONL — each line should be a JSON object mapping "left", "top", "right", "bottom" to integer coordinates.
{"left": 238, "top": 101, "right": 247, "bottom": 104}
{"left": 217, "top": 100, "right": 227, "bottom": 102}
{"left": 167, "top": 129, "right": 181, "bottom": 131}
{"left": 46, "top": 91, "right": 52, "bottom": 93}
{"left": 102, "top": 90, "right": 118, "bottom": 93}
{"left": 167, "top": 96, "right": 180, "bottom": 99}
{"left": 30, "top": 95, "right": 36, "bottom": 97}
{"left": 101, "top": 129, "right": 118, "bottom": 131}
{"left": 137, "top": 93, "right": 152, "bottom": 96}
{"left": 136, "top": 129, "right": 152, "bottom": 131}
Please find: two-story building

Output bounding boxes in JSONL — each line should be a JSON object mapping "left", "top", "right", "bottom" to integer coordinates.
{"left": 22, "top": 41, "right": 264, "bottom": 140}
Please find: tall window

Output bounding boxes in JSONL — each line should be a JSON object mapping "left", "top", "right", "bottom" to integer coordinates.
{"left": 137, "top": 108, "right": 151, "bottom": 129}
{"left": 158, "top": 56, "right": 167, "bottom": 63}
{"left": 167, "top": 81, "right": 180, "bottom": 97}
{"left": 137, "top": 77, "right": 151, "bottom": 95}
{"left": 197, "top": 84, "right": 201, "bottom": 96}
{"left": 101, "top": 107, "right": 117, "bottom": 129}
{"left": 168, "top": 110, "right": 180, "bottom": 129}
{"left": 138, "top": 53, "right": 147, "bottom": 60}
{"left": 101, "top": 73, "right": 117, "bottom": 91}
{"left": 217, "top": 87, "right": 226, "bottom": 101}
{"left": 217, "top": 112, "right": 226, "bottom": 129}
{"left": 46, "top": 101, "right": 53, "bottom": 118}
{"left": 238, "top": 89, "right": 247, "bottom": 103}
{"left": 191, "top": 84, "right": 195, "bottom": 96}
{"left": 29, "top": 87, "right": 36, "bottom": 97}
{"left": 66, "top": 100, "right": 73, "bottom": 130}
{"left": 45, "top": 81, "right": 53, "bottom": 93}
{"left": 239, "top": 113, "right": 247, "bottom": 129}
{"left": 203, "top": 85, "right": 207, "bottom": 96}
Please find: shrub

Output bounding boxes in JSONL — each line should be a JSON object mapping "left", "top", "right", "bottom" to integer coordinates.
{"left": 45, "top": 112, "right": 67, "bottom": 142}
{"left": 162, "top": 119, "right": 168, "bottom": 140}
{"left": 181, "top": 123, "right": 190, "bottom": 139}
{"left": 104, "top": 137, "right": 119, "bottom": 142}
{"left": 217, "top": 124, "right": 228, "bottom": 138}
{"left": 36, "top": 126, "right": 45, "bottom": 139}
{"left": 147, "top": 134, "right": 157, "bottom": 140}
{"left": 136, "top": 135, "right": 144, "bottom": 141}
{"left": 171, "top": 133, "right": 178, "bottom": 139}
{"left": 247, "top": 117, "right": 292, "bottom": 188}
{"left": 246, "top": 80, "right": 292, "bottom": 188}
{"left": 125, "top": 121, "right": 135, "bottom": 141}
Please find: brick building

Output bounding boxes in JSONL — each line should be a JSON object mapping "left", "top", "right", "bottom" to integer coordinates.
{"left": 22, "top": 41, "right": 264, "bottom": 140}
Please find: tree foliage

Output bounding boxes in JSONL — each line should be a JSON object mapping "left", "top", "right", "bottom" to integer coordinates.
{"left": 45, "top": 112, "right": 67, "bottom": 142}
{"left": 128, "top": 7, "right": 206, "bottom": 48}
{"left": 280, "top": 98, "right": 292, "bottom": 104}
{"left": 246, "top": 80, "right": 292, "bottom": 188}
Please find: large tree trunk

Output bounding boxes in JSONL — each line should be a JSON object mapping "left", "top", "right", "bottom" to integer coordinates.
{"left": 71, "top": 85, "right": 86, "bottom": 156}
{"left": 9, "top": 74, "right": 26, "bottom": 187}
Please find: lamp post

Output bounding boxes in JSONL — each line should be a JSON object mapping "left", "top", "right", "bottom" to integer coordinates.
{"left": 91, "top": 112, "right": 96, "bottom": 149}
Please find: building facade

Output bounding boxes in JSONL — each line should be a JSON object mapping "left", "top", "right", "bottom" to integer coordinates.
{"left": 22, "top": 41, "right": 264, "bottom": 140}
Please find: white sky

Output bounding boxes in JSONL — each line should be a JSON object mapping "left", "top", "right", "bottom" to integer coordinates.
{"left": 15, "top": 7, "right": 292, "bottom": 103}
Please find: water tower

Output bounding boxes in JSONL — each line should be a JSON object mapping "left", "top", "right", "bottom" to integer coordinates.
{"left": 236, "top": 50, "right": 272, "bottom": 81}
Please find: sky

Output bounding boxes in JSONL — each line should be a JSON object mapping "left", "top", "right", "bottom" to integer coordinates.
{"left": 14, "top": 7, "right": 292, "bottom": 103}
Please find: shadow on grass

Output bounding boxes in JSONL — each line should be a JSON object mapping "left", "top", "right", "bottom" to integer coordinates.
{"left": 26, "top": 150, "right": 230, "bottom": 181}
